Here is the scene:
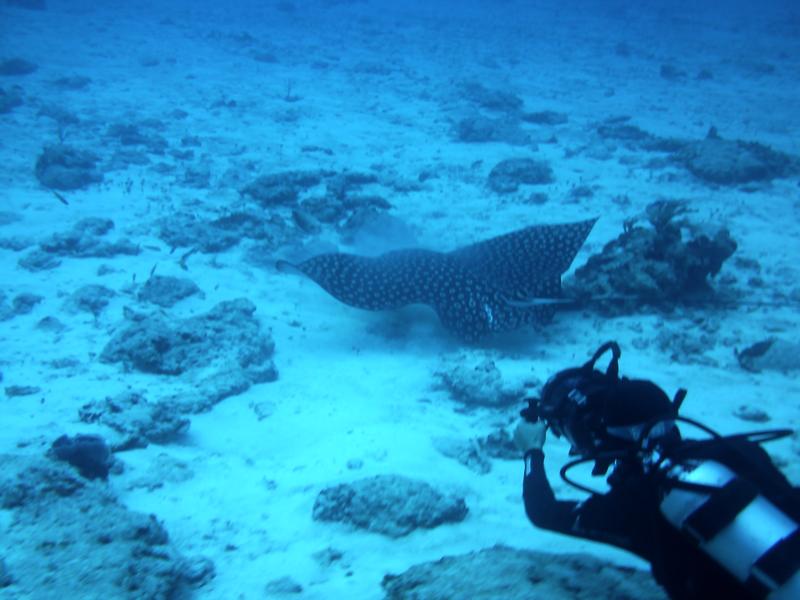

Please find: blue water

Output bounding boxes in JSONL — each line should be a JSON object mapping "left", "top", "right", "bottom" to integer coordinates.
{"left": 1, "top": 1, "right": 798, "bottom": 599}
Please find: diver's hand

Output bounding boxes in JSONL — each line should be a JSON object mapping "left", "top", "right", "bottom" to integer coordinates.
{"left": 514, "top": 420, "right": 547, "bottom": 452}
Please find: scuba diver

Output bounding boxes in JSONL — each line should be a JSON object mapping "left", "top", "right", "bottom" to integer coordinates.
{"left": 514, "top": 341, "right": 800, "bottom": 600}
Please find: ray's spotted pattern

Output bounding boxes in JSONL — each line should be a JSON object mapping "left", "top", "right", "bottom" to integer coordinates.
{"left": 277, "top": 219, "right": 596, "bottom": 341}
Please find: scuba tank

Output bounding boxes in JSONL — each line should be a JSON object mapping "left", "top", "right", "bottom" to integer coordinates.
{"left": 660, "top": 457, "right": 800, "bottom": 598}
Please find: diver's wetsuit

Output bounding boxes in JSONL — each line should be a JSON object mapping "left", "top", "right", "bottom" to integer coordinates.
{"left": 523, "top": 439, "right": 800, "bottom": 600}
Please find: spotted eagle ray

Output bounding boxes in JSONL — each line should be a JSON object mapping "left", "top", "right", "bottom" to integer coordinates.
{"left": 277, "top": 219, "right": 596, "bottom": 341}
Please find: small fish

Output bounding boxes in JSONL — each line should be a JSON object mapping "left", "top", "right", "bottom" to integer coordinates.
{"left": 52, "top": 191, "right": 69, "bottom": 206}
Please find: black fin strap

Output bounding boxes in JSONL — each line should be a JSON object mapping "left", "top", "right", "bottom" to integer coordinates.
{"left": 747, "top": 527, "right": 800, "bottom": 591}
{"left": 682, "top": 477, "right": 758, "bottom": 543}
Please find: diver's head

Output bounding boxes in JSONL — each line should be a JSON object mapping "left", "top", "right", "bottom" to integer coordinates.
{"left": 536, "top": 342, "right": 681, "bottom": 460}
{"left": 583, "top": 377, "right": 681, "bottom": 454}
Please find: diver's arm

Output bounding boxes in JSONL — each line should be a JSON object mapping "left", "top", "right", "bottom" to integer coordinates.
{"left": 515, "top": 420, "right": 581, "bottom": 530}
{"left": 522, "top": 452, "right": 649, "bottom": 555}
{"left": 522, "top": 449, "right": 581, "bottom": 530}
{"left": 517, "top": 419, "right": 647, "bottom": 553}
